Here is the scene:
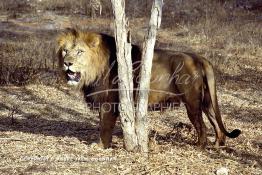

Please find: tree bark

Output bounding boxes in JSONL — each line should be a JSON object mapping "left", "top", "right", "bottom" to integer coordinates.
{"left": 111, "top": 0, "right": 138, "bottom": 151}
{"left": 135, "top": 0, "right": 163, "bottom": 152}
{"left": 111, "top": 0, "right": 163, "bottom": 152}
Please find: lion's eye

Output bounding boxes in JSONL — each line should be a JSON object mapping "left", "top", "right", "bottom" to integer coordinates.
{"left": 77, "top": 50, "right": 84, "bottom": 56}
{"left": 62, "top": 49, "right": 68, "bottom": 57}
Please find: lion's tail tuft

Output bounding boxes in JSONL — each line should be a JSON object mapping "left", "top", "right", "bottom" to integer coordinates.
{"left": 227, "top": 129, "right": 241, "bottom": 138}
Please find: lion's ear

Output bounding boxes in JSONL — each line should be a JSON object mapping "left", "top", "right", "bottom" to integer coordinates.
{"left": 55, "top": 45, "right": 62, "bottom": 57}
{"left": 87, "top": 35, "right": 100, "bottom": 48}
{"left": 65, "top": 28, "right": 79, "bottom": 37}
{"left": 55, "top": 36, "right": 63, "bottom": 55}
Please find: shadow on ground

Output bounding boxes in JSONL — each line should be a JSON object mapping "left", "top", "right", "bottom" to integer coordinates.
{"left": 0, "top": 86, "right": 102, "bottom": 145}
{"left": 151, "top": 122, "right": 262, "bottom": 169}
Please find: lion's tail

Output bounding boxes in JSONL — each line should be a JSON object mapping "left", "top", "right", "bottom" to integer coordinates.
{"left": 202, "top": 59, "right": 241, "bottom": 138}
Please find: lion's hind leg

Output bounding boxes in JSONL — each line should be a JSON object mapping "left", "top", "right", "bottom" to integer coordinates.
{"left": 182, "top": 89, "right": 207, "bottom": 148}
{"left": 203, "top": 91, "right": 226, "bottom": 147}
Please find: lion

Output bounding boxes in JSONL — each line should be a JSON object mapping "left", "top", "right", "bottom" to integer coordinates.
{"left": 56, "top": 28, "right": 241, "bottom": 149}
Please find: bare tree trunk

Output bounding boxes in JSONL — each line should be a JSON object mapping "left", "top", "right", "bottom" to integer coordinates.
{"left": 111, "top": 0, "right": 163, "bottom": 152}
{"left": 111, "top": 0, "right": 138, "bottom": 151}
{"left": 135, "top": 0, "right": 163, "bottom": 152}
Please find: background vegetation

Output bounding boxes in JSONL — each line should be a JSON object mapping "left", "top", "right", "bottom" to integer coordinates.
{"left": 0, "top": 0, "right": 261, "bottom": 85}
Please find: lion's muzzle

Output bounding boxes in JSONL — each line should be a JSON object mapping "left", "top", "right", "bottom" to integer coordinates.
{"left": 64, "top": 62, "right": 81, "bottom": 85}
{"left": 66, "top": 69, "right": 81, "bottom": 82}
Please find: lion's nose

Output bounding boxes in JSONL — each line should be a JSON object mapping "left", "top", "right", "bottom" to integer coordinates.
{"left": 64, "top": 62, "right": 73, "bottom": 67}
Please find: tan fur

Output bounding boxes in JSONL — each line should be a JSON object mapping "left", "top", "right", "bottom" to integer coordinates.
{"left": 56, "top": 29, "right": 240, "bottom": 149}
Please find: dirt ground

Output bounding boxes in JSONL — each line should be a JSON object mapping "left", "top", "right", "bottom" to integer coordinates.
{"left": 0, "top": 3, "right": 262, "bottom": 175}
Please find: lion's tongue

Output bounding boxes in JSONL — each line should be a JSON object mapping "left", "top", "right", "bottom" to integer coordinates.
{"left": 67, "top": 72, "right": 81, "bottom": 81}
{"left": 68, "top": 72, "right": 77, "bottom": 80}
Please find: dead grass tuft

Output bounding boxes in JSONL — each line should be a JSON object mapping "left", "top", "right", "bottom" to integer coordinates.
{"left": 0, "top": 0, "right": 33, "bottom": 15}
{"left": 0, "top": 35, "right": 56, "bottom": 84}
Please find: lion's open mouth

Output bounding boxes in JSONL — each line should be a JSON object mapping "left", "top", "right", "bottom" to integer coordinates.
{"left": 66, "top": 70, "right": 81, "bottom": 82}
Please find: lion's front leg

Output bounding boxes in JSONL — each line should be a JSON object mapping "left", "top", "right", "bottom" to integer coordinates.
{"left": 99, "top": 104, "right": 117, "bottom": 149}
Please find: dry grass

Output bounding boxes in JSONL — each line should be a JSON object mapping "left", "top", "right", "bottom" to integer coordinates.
{"left": 0, "top": 37, "right": 55, "bottom": 84}
{"left": 0, "top": 0, "right": 31, "bottom": 12}
{"left": 0, "top": 84, "right": 261, "bottom": 174}
{"left": 37, "top": 0, "right": 89, "bottom": 15}
{"left": 0, "top": 0, "right": 262, "bottom": 174}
